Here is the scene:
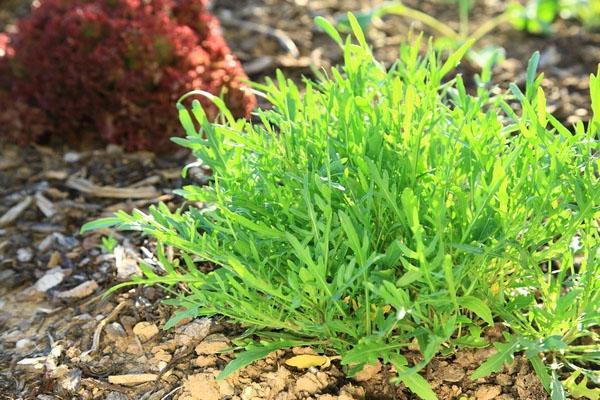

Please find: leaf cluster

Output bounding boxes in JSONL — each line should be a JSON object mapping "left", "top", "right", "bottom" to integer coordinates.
{"left": 83, "top": 15, "right": 600, "bottom": 399}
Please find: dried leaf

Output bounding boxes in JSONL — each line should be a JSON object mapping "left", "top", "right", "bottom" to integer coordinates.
{"left": 285, "top": 354, "right": 329, "bottom": 369}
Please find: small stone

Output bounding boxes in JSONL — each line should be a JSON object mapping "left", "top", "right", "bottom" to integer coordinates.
{"left": 17, "top": 248, "right": 33, "bottom": 262}
{"left": 63, "top": 152, "right": 82, "bottom": 163}
{"left": 133, "top": 322, "right": 159, "bottom": 342}
{"left": 175, "top": 319, "right": 211, "bottom": 345}
{"left": 475, "top": 385, "right": 502, "bottom": 400}
{"left": 180, "top": 373, "right": 222, "bottom": 400}
{"left": 195, "top": 334, "right": 229, "bottom": 355}
{"left": 33, "top": 267, "right": 65, "bottom": 292}
{"left": 105, "top": 322, "right": 128, "bottom": 341}
{"left": 439, "top": 364, "right": 466, "bottom": 383}
{"left": 194, "top": 355, "right": 218, "bottom": 368}
{"left": 108, "top": 373, "right": 158, "bottom": 385}
{"left": 152, "top": 349, "right": 172, "bottom": 363}
{"left": 15, "top": 338, "right": 34, "bottom": 351}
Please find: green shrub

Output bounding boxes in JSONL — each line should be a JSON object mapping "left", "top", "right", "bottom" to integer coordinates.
{"left": 84, "top": 15, "right": 600, "bottom": 399}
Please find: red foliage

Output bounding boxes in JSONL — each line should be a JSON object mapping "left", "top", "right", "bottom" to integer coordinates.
{"left": 0, "top": 0, "right": 256, "bottom": 151}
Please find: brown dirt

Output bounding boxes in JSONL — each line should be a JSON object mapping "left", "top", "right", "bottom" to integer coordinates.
{"left": 1, "top": 0, "right": 598, "bottom": 399}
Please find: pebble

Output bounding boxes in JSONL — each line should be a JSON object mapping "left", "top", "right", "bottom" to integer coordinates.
{"left": 63, "top": 152, "right": 82, "bottom": 163}
{"left": 33, "top": 267, "right": 65, "bottom": 292}
{"left": 17, "top": 248, "right": 33, "bottom": 262}
{"left": 175, "top": 319, "right": 211, "bottom": 346}
{"left": 475, "top": 385, "right": 502, "bottom": 400}
{"left": 105, "top": 322, "right": 128, "bottom": 341}
{"left": 194, "top": 334, "right": 229, "bottom": 355}
{"left": 133, "top": 322, "right": 159, "bottom": 342}
{"left": 15, "top": 338, "right": 34, "bottom": 351}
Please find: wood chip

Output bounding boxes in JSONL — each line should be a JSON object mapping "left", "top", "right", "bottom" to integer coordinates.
{"left": 45, "top": 170, "right": 68, "bottom": 180}
{"left": 0, "top": 196, "right": 33, "bottom": 227}
{"left": 56, "top": 280, "right": 98, "bottom": 299}
{"left": 35, "top": 192, "right": 57, "bottom": 218}
{"left": 114, "top": 245, "right": 141, "bottom": 280}
{"left": 107, "top": 374, "right": 158, "bottom": 386}
{"left": 65, "top": 176, "right": 159, "bottom": 199}
{"left": 130, "top": 175, "right": 160, "bottom": 188}
{"left": 0, "top": 158, "right": 20, "bottom": 171}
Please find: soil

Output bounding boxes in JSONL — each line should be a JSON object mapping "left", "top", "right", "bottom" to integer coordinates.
{"left": 1, "top": 1, "right": 598, "bottom": 399}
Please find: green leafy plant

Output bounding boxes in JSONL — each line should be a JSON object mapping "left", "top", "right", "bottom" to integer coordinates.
{"left": 83, "top": 15, "right": 599, "bottom": 399}
{"left": 511, "top": 0, "right": 600, "bottom": 34}
{"left": 101, "top": 234, "right": 118, "bottom": 253}
{"left": 561, "top": 0, "right": 600, "bottom": 30}
{"left": 335, "top": 1, "right": 507, "bottom": 77}
{"left": 509, "top": 0, "right": 561, "bottom": 34}
{"left": 336, "top": 0, "right": 508, "bottom": 46}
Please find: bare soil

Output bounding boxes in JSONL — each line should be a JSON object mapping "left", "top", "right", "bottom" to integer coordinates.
{"left": 1, "top": 1, "right": 598, "bottom": 399}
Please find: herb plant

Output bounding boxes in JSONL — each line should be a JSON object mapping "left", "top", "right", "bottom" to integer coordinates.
{"left": 511, "top": 0, "right": 600, "bottom": 34}
{"left": 84, "top": 15, "right": 600, "bottom": 399}
{"left": 101, "top": 234, "right": 118, "bottom": 253}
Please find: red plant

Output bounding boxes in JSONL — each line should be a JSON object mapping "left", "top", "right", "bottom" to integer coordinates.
{"left": 0, "top": 0, "right": 256, "bottom": 151}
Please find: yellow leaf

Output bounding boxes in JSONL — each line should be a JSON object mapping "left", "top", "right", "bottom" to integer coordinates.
{"left": 491, "top": 282, "right": 500, "bottom": 296}
{"left": 285, "top": 354, "right": 329, "bottom": 369}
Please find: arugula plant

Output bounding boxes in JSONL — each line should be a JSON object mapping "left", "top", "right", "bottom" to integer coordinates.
{"left": 561, "top": 0, "right": 600, "bottom": 30}
{"left": 512, "top": 0, "right": 600, "bottom": 34}
{"left": 83, "top": 15, "right": 600, "bottom": 400}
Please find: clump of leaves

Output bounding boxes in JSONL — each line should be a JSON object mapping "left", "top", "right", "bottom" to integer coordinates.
{"left": 511, "top": 0, "right": 600, "bottom": 34}
{"left": 84, "top": 15, "right": 600, "bottom": 399}
{"left": 101, "top": 234, "right": 118, "bottom": 253}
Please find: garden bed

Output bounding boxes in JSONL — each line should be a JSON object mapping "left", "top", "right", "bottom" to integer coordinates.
{"left": 0, "top": 1, "right": 598, "bottom": 399}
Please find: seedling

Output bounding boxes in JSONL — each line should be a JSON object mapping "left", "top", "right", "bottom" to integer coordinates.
{"left": 511, "top": 0, "right": 600, "bottom": 34}
{"left": 335, "top": 1, "right": 507, "bottom": 74}
{"left": 101, "top": 234, "right": 118, "bottom": 253}
{"left": 336, "top": 1, "right": 510, "bottom": 48}
{"left": 83, "top": 14, "right": 599, "bottom": 400}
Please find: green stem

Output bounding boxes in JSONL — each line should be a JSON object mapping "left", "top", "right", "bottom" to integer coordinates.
{"left": 378, "top": 4, "right": 461, "bottom": 41}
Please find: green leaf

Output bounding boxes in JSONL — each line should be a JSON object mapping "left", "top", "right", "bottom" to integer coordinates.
{"left": 528, "top": 355, "right": 551, "bottom": 393}
{"left": 346, "top": 12, "right": 368, "bottom": 49}
{"left": 458, "top": 296, "right": 494, "bottom": 325}
{"left": 342, "top": 337, "right": 404, "bottom": 365}
{"left": 439, "top": 38, "right": 475, "bottom": 78}
{"left": 526, "top": 51, "right": 540, "bottom": 92}
{"left": 218, "top": 340, "right": 302, "bottom": 380}
{"left": 471, "top": 339, "right": 520, "bottom": 380}
{"left": 563, "top": 371, "right": 600, "bottom": 399}
{"left": 391, "top": 356, "right": 438, "bottom": 400}
{"left": 315, "top": 16, "right": 343, "bottom": 46}
{"left": 81, "top": 217, "right": 121, "bottom": 233}
{"left": 551, "top": 370, "right": 567, "bottom": 400}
